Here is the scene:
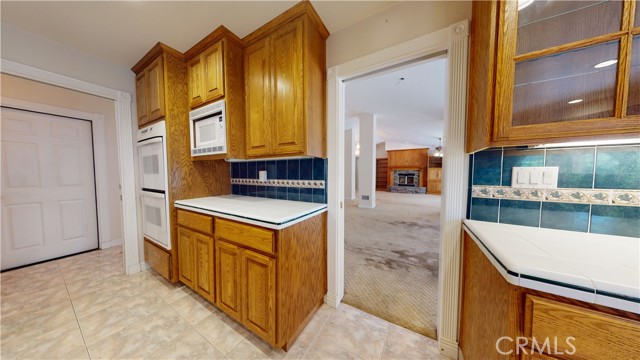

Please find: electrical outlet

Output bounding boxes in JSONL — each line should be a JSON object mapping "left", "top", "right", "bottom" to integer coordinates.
{"left": 511, "top": 167, "right": 559, "bottom": 189}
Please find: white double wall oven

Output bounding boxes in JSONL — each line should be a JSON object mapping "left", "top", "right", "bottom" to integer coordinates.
{"left": 137, "top": 120, "right": 171, "bottom": 250}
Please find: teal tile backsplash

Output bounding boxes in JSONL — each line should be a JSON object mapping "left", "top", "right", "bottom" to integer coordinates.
{"left": 468, "top": 144, "right": 640, "bottom": 238}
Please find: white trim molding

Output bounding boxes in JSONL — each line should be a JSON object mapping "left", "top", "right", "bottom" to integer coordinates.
{"left": 326, "top": 20, "right": 469, "bottom": 359}
{"left": 1, "top": 59, "right": 140, "bottom": 275}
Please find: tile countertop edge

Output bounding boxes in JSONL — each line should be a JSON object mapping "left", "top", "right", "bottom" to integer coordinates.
{"left": 462, "top": 220, "right": 640, "bottom": 315}
{"left": 174, "top": 202, "right": 327, "bottom": 230}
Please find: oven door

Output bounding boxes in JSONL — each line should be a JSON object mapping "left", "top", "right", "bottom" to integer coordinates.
{"left": 140, "top": 191, "right": 170, "bottom": 250}
{"left": 137, "top": 137, "right": 166, "bottom": 192}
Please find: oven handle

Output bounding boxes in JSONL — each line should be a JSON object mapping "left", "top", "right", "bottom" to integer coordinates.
{"left": 137, "top": 136, "right": 163, "bottom": 146}
{"left": 140, "top": 190, "right": 165, "bottom": 199}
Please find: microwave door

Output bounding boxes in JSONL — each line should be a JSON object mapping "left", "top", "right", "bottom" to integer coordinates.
{"left": 137, "top": 137, "right": 166, "bottom": 192}
{"left": 140, "top": 191, "right": 169, "bottom": 250}
{"left": 195, "top": 115, "right": 225, "bottom": 149}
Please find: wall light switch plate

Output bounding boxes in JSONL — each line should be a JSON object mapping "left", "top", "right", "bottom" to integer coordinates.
{"left": 511, "top": 167, "right": 559, "bottom": 189}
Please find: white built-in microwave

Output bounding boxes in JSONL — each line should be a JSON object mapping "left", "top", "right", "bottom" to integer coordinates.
{"left": 189, "top": 99, "right": 227, "bottom": 156}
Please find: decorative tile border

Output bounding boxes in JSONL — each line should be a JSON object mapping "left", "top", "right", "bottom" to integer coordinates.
{"left": 231, "top": 178, "right": 325, "bottom": 189}
{"left": 472, "top": 186, "right": 640, "bottom": 207}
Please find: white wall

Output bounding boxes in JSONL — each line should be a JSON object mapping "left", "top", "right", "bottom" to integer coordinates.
{"left": 358, "top": 113, "right": 376, "bottom": 208}
{"left": 1, "top": 22, "right": 140, "bottom": 261}
{"left": 376, "top": 142, "right": 387, "bottom": 159}
{"left": 326, "top": 1, "right": 472, "bottom": 67}
{"left": 344, "top": 129, "right": 356, "bottom": 200}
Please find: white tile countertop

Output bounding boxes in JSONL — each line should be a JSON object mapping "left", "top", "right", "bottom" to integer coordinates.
{"left": 463, "top": 219, "right": 640, "bottom": 314}
{"left": 175, "top": 195, "right": 327, "bottom": 230}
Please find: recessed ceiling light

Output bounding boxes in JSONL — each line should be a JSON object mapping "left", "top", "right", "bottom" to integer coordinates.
{"left": 594, "top": 59, "right": 618, "bottom": 69}
{"left": 567, "top": 99, "right": 583, "bottom": 104}
{"left": 518, "top": 0, "right": 535, "bottom": 11}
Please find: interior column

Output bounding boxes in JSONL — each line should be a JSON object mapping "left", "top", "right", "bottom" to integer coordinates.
{"left": 358, "top": 113, "right": 376, "bottom": 208}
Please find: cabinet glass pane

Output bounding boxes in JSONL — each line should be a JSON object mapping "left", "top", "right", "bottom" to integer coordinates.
{"left": 517, "top": 1, "right": 622, "bottom": 55}
{"left": 628, "top": 36, "right": 640, "bottom": 115}
{"left": 512, "top": 41, "right": 619, "bottom": 126}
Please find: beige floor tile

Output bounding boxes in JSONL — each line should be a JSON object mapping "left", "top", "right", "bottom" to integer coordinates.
{"left": 227, "top": 333, "right": 287, "bottom": 360}
{"left": 145, "top": 326, "right": 226, "bottom": 360}
{"left": 87, "top": 306, "right": 190, "bottom": 360}
{"left": 2, "top": 321, "right": 85, "bottom": 359}
{"left": 282, "top": 306, "right": 333, "bottom": 360}
{"left": 1, "top": 283, "right": 71, "bottom": 319}
{"left": 381, "top": 323, "right": 441, "bottom": 360}
{"left": 1, "top": 300, "right": 76, "bottom": 342}
{"left": 193, "top": 312, "right": 249, "bottom": 355}
{"left": 166, "top": 287, "right": 221, "bottom": 324}
{"left": 79, "top": 293, "right": 167, "bottom": 344}
{"left": 304, "top": 304, "right": 389, "bottom": 360}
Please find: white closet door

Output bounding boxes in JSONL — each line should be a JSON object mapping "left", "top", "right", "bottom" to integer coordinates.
{"left": 1, "top": 107, "right": 98, "bottom": 270}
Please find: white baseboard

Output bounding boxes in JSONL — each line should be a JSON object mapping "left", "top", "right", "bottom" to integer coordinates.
{"left": 323, "top": 293, "right": 340, "bottom": 308}
{"left": 100, "top": 238, "right": 123, "bottom": 249}
{"left": 439, "top": 338, "right": 459, "bottom": 359}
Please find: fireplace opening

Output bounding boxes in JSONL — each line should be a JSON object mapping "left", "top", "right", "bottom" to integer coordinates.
{"left": 398, "top": 173, "right": 417, "bottom": 187}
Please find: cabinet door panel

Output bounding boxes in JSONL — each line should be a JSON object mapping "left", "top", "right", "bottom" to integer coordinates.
{"left": 628, "top": 35, "right": 640, "bottom": 116}
{"left": 147, "top": 56, "right": 166, "bottom": 121}
{"left": 512, "top": 41, "right": 619, "bottom": 126}
{"left": 203, "top": 41, "right": 225, "bottom": 102}
{"left": 245, "top": 40, "right": 271, "bottom": 157}
{"left": 516, "top": 0, "right": 623, "bottom": 55}
{"left": 216, "top": 240, "right": 241, "bottom": 320}
{"left": 195, "top": 233, "right": 215, "bottom": 302}
{"left": 135, "top": 72, "right": 149, "bottom": 126}
{"left": 188, "top": 56, "right": 204, "bottom": 109}
{"left": 272, "top": 19, "right": 305, "bottom": 155}
{"left": 178, "top": 227, "right": 196, "bottom": 289}
{"left": 242, "top": 250, "right": 276, "bottom": 343}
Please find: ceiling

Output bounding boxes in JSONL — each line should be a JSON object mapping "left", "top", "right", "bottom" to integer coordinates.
{"left": 0, "top": 1, "right": 397, "bottom": 69}
{"left": 345, "top": 55, "right": 447, "bottom": 147}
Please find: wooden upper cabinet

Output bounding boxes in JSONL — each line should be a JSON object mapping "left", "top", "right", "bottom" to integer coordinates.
{"left": 188, "top": 40, "right": 225, "bottom": 109}
{"left": 134, "top": 54, "right": 166, "bottom": 127}
{"left": 245, "top": 39, "right": 271, "bottom": 157}
{"left": 271, "top": 18, "right": 305, "bottom": 155}
{"left": 467, "top": 0, "right": 640, "bottom": 153}
{"left": 203, "top": 42, "right": 225, "bottom": 102}
{"left": 243, "top": 2, "right": 329, "bottom": 158}
{"left": 184, "top": 27, "right": 246, "bottom": 159}
{"left": 135, "top": 72, "right": 148, "bottom": 125}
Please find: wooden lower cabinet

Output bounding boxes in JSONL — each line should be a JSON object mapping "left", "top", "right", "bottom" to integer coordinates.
{"left": 176, "top": 210, "right": 327, "bottom": 350}
{"left": 460, "top": 230, "right": 640, "bottom": 360}
{"left": 242, "top": 249, "right": 276, "bottom": 343}
{"left": 216, "top": 240, "right": 242, "bottom": 320}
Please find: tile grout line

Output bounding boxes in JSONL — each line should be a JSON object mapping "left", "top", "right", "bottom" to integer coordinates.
{"left": 59, "top": 261, "right": 92, "bottom": 359}
{"left": 154, "top": 284, "right": 234, "bottom": 359}
{"left": 378, "top": 320, "right": 393, "bottom": 360}
{"left": 298, "top": 311, "right": 332, "bottom": 359}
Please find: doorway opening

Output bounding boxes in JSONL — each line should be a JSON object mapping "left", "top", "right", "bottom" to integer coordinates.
{"left": 342, "top": 55, "right": 446, "bottom": 338}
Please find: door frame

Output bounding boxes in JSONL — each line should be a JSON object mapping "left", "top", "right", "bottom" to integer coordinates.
{"left": 1, "top": 59, "right": 141, "bottom": 274}
{"left": 326, "top": 20, "right": 469, "bottom": 358}
{"left": 1, "top": 98, "right": 113, "bottom": 252}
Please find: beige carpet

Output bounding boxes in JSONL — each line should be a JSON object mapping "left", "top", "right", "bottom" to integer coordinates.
{"left": 344, "top": 191, "right": 440, "bottom": 339}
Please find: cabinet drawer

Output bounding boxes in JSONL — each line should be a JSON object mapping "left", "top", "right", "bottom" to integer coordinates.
{"left": 144, "top": 238, "right": 171, "bottom": 280}
{"left": 524, "top": 295, "right": 640, "bottom": 359}
{"left": 215, "top": 218, "right": 275, "bottom": 255}
{"left": 177, "top": 209, "right": 213, "bottom": 235}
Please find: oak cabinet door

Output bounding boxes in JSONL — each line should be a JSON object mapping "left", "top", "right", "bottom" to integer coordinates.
{"left": 245, "top": 39, "right": 272, "bottom": 157}
{"left": 187, "top": 55, "right": 204, "bottom": 109}
{"left": 146, "top": 56, "right": 166, "bottom": 122}
{"left": 177, "top": 227, "right": 196, "bottom": 289}
{"left": 271, "top": 18, "right": 305, "bottom": 155}
{"left": 216, "top": 240, "right": 242, "bottom": 320}
{"left": 242, "top": 249, "right": 276, "bottom": 343}
{"left": 195, "top": 233, "right": 215, "bottom": 302}
{"left": 135, "top": 72, "right": 148, "bottom": 126}
{"left": 203, "top": 41, "right": 225, "bottom": 103}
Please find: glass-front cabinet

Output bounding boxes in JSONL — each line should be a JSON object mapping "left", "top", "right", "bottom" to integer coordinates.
{"left": 467, "top": 0, "right": 640, "bottom": 152}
